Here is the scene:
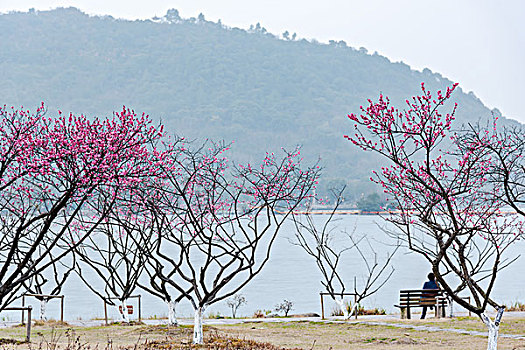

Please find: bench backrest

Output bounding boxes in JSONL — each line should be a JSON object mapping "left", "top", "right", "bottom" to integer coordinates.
{"left": 399, "top": 289, "right": 447, "bottom": 306}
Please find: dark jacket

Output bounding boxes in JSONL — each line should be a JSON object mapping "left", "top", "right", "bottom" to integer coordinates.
{"left": 422, "top": 280, "right": 439, "bottom": 297}
{"left": 423, "top": 280, "right": 438, "bottom": 290}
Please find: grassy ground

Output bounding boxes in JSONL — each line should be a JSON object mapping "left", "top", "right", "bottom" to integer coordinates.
{"left": 0, "top": 318, "right": 523, "bottom": 349}
{"left": 214, "top": 320, "right": 525, "bottom": 350}
{"left": 408, "top": 315, "right": 525, "bottom": 334}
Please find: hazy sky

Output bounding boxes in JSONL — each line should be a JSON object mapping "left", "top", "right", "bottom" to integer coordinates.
{"left": 2, "top": 0, "right": 524, "bottom": 122}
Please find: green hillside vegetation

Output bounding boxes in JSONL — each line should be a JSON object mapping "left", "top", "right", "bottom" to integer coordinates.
{"left": 0, "top": 7, "right": 517, "bottom": 202}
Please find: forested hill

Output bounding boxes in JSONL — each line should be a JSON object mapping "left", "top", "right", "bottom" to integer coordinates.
{"left": 0, "top": 7, "right": 516, "bottom": 199}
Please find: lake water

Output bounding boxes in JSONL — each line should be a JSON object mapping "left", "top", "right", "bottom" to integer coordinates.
{"left": 4, "top": 215, "right": 524, "bottom": 321}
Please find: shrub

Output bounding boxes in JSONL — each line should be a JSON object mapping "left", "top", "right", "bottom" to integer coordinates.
{"left": 503, "top": 301, "right": 525, "bottom": 312}
{"left": 252, "top": 310, "right": 265, "bottom": 318}
{"left": 275, "top": 300, "right": 294, "bottom": 317}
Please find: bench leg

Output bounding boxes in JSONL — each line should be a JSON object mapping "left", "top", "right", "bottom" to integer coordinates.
{"left": 407, "top": 306, "right": 411, "bottom": 320}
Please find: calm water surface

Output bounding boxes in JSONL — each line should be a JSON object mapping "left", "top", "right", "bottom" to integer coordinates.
{"left": 6, "top": 215, "right": 524, "bottom": 321}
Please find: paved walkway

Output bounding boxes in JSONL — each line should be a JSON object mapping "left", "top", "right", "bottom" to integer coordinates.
{"left": 357, "top": 320, "right": 525, "bottom": 340}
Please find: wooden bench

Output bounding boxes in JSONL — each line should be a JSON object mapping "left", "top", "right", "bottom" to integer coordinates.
{"left": 394, "top": 289, "right": 448, "bottom": 319}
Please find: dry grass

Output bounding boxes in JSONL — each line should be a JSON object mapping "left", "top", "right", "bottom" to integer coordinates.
{"left": 32, "top": 320, "right": 70, "bottom": 327}
{"left": 0, "top": 318, "right": 523, "bottom": 349}
{"left": 213, "top": 319, "right": 525, "bottom": 350}
{"left": 330, "top": 303, "right": 386, "bottom": 317}
{"left": 143, "top": 330, "right": 301, "bottom": 349}
{"left": 505, "top": 302, "right": 525, "bottom": 312}
{"left": 0, "top": 323, "right": 297, "bottom": 350}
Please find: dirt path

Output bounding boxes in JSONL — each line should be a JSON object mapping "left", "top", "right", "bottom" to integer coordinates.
{"left": 358, "top": 320, "right": 525, "bottom": 340}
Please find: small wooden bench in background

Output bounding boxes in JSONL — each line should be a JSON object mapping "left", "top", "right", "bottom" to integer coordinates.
{"left": 394, "top": 289, "right": 447, "bottom": 319}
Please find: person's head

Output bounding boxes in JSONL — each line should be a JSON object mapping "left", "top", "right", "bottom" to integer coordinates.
{"left": 427, "top": 273, "right": 435, "bottom": 281}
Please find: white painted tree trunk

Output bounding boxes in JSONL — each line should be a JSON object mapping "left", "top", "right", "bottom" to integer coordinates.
{"left": 167, "top": 300, "right": 178, "bottom": 326}
{"left": 40, "top": 300, "right": 47, "bottom": 320}
{"left": 448, "top": 299, "right": 454, "bottom": 318}
{"left": 334, "top": 299, "right": 349, "bottom": 319}
{"left": 481, "top": 308, "right": 504, "bottom": 350}
{"left": 348, "top": 303, "right": 358, "bottom": 319}
{"left": 193, "top": 306, "right": 205, "bottom": 344}
{"left": 119, "top": 299, "right": 130, "bottom": 323}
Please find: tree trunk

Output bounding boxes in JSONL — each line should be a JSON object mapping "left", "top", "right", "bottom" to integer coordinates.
{"left": 167, "top": 300, "right": 178, "bottom": 326}
{"left": 193, "top": 306, "right": 205, "bottom": 344}
{"left": 348, "top": 303, "right": 358, "bottom": 319}
{"left": 448, "top": 299, "right": 454, "bottom": 318}
{"left": 40, "top": 299, "right": 47, "bottom": 321}
{"left": 481, "top": 308, "right": 504, "bottom": 350}
{"left": 334, "top": 298, "right": 349, "bottom": 319}
{"left": 119, "top": 299, "right": 130, "bottom": 323}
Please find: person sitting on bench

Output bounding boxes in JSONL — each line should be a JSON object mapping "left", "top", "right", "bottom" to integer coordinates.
{"left": 421, "top": 272, "right": 439, "bottom": 319}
